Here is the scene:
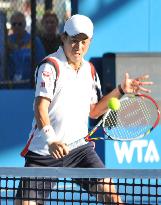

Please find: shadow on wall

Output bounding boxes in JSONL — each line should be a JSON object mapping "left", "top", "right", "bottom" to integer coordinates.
{"left": 81, "top": 0, "right": 136, "bottom": 23}
{"left": 90, "top": 53, "right": 116, "bottom": 96}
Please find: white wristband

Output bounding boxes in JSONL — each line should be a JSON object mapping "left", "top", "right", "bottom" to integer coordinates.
{"left": 40, "top": 125, "right": 57, "bottom": 145}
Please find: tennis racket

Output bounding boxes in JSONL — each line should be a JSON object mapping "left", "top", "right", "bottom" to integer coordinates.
{"left": 68, "top": 94, "right": 160, "bottom": 150}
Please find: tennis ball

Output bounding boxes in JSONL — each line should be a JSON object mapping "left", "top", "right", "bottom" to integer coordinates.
{"left": 108, "top": 98, "right": 120, "bottom": 111}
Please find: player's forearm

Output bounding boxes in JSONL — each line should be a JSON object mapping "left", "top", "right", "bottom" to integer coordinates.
{"left": 34, "top": 96, "right": 51, "bottom": 130}
{"left": 34, "top": 96, "right": 58, "bottom": 144}
{"left": 35, "top": 107, "right": 50, "bottom": 130}
{"left": 90, "top": 86, "right": 122, "bottom": 119}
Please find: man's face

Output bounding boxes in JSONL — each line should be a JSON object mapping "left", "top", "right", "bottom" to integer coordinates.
{"left": 43, "top": 16, "right": 58, "bottom": 34}
{"left": 62, "top": 33, "right": 91, "bottom": 64}
{"left": 11, "top": 15, "right": 26, "bottom": 35}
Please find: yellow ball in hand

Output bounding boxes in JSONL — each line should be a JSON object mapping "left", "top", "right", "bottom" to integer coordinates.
{"left": 108, "top": 98, "right": 120, "bottom": 111}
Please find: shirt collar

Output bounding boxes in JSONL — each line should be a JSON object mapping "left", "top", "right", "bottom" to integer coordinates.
{"left": 56, "top": 46, "right": 85, "bottom": 68}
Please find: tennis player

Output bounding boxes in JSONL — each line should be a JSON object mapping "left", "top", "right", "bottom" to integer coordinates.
{"left": 16, "top": 14, "right": 153, "bottom": 205}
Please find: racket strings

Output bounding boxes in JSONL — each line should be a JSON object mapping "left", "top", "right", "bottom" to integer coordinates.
{"left": 104, "top": 111, "right": 118, "bottom": 129}
{"left": 103, "top": 96, "right": 158, "bottom": 140}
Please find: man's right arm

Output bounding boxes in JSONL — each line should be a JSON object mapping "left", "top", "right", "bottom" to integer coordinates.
{"left": 34, "top": 96, "right": 69, "bottom": 158}
{"left": 34, "top": 96, "right": 51, "bottom": 130}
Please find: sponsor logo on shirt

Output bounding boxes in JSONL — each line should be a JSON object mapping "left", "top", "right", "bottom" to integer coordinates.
{"left": 42, "top": 71, "right": 53, "bottom": 77}
{"left": 41, "top": 82, "right": 45, "bottom": 87}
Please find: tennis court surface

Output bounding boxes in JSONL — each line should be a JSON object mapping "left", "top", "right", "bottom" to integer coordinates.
{"left": 0, "top": 167, "right": 161, "bottom": 204}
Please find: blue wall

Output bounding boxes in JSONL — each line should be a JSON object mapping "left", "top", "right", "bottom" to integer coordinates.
{"left": 105, "top": 126, "right": 161, "bottom": 169}
{"left": 78, "top": 0, "right": 161, "bottom": 60}
{"left": 0, "top": 90, "right": 34, "bottom": 166}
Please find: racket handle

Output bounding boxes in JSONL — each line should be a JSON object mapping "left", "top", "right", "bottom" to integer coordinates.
{"left": 67, "top": 138, "right": 87, "bottom": 150}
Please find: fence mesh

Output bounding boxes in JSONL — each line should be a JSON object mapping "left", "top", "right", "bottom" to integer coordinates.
{"left": 0, "top": 0, "right": 71, "bottom": 88}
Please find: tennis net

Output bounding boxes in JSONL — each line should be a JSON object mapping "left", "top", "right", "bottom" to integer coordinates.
{"left": 0, "top": 167, "right": 161, "bottom": 204}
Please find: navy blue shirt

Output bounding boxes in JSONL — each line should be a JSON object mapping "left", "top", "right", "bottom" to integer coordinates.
{"left": 8, "top": 31, "right": 45, "bottom": 82}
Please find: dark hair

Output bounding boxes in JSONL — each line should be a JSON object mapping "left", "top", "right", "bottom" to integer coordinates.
{"left": 10, "top": 11, "right": 26, "bottom": 28}
{"left": 60, "top": 32, "right": 68, "bottom": 46}
{"left": 64, "top": 31, "right": 68, "bottom": 36}
{"left": 42, "top": 10, "right": 59, "bottom": 26}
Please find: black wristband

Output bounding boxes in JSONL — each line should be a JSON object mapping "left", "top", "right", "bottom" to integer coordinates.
{"left": 118, "top": 84, "right": 125, "bottom": 95}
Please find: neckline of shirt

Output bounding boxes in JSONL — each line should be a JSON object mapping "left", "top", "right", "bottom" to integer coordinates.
{"left": 57, "top": 46, "right": 85, "bottom": 72}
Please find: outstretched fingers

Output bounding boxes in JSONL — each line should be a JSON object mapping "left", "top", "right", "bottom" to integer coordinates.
{"left": 123, "top": 73, "right": 154, "bottom": 94}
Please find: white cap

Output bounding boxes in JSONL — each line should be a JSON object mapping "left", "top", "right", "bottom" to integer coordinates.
{"left": 64, "top": 14, "right": 94, "bottom": 38}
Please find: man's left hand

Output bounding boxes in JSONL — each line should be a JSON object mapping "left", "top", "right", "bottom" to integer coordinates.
{"left": 121, "top": 73, "right": 153, "bottom": 94}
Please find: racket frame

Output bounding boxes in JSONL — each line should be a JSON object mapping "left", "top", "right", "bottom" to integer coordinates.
{"left": 85, "top": 93, "right": 160, "bottom": 142}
